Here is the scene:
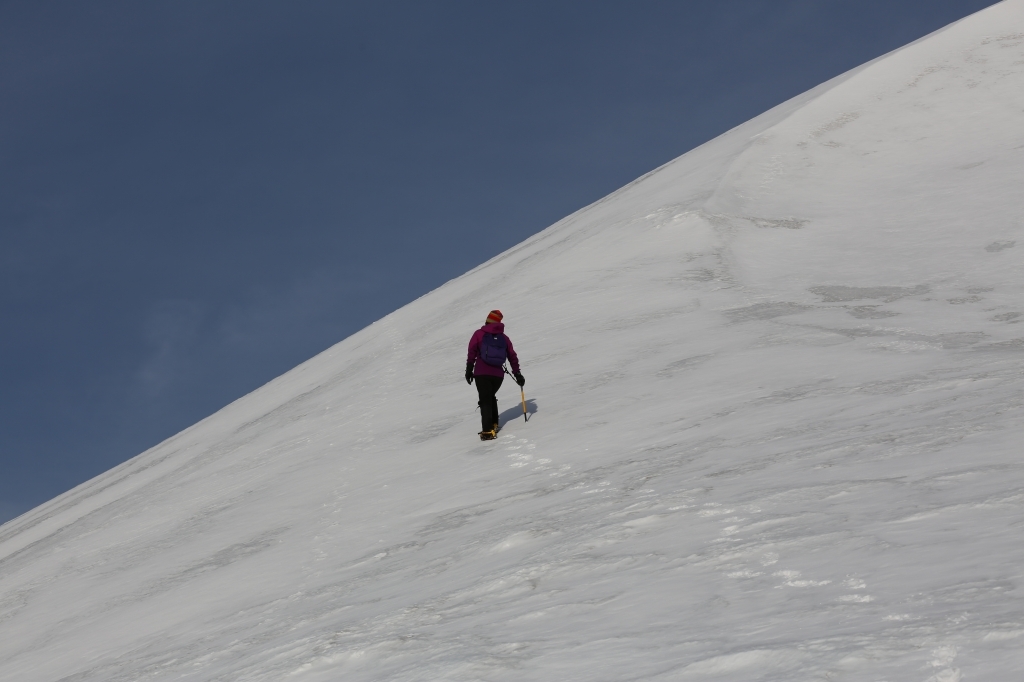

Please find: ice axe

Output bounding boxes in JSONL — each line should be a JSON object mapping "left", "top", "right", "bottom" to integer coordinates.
{"left": 504, "top": 365, "right": 529, "bottom": 422}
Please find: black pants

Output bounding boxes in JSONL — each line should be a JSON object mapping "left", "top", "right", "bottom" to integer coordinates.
{"left": 475, "top": 375, "right": 503, "bottom": 432}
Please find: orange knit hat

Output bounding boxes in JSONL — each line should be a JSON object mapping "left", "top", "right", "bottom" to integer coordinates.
{"left": 486, "top": 310, "right": 503, "bottom": 324}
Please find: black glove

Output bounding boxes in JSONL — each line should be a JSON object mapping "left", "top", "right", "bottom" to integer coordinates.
{"left": 466, "top": 362, "right": 474, "bottom": 385}
{"left": 514, "top": 372, "right": 525, "bottom": 387}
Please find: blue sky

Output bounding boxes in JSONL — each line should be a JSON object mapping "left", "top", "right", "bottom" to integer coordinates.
{"left": 0, "top": 0, "right": 997, "bottom": 525}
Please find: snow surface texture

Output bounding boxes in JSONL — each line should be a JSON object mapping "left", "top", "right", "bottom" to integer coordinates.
{"left": 3, "top": 3, "right": 1024, "bottom": 681}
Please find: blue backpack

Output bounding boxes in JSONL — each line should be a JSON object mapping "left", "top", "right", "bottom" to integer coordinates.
{"left": 479, "top": 332, "right": 508, "bottom": 367}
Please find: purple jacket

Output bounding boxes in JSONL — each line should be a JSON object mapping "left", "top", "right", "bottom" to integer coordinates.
{"left": 467, "top": 322, "right": 520, "bottom": 378}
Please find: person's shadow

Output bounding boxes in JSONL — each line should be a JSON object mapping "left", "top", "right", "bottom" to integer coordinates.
{"left": 498, "top": 398, "right": 537, "bottom": 427}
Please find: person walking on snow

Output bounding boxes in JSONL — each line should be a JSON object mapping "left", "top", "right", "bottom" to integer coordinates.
{"left": 466, "top": 310, "right": 524, "bottom": 440}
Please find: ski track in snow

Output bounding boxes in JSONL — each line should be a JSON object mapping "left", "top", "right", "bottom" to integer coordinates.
{"left": 3, "top": 4, "right": 1024, "bottom": 681}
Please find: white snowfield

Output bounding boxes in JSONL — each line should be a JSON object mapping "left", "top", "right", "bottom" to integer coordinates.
{"left": 4, "top": 4, "right": 1024, "bottom": 681}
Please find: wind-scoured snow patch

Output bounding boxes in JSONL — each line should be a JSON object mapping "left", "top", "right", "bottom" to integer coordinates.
{"left": 679, "top": 649, "right": 804, "bottom": 677}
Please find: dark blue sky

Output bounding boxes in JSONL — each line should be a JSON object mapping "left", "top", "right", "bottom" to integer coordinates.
{"left": 0, "top": 0, "right": 997, "bottom": 524}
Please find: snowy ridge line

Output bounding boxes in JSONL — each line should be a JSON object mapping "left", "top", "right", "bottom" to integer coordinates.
{"left": 0, "top": 312, "right": 392, "bottom": 561}
{"left": 453, "top": 53, "right": 861, "bottom": 286}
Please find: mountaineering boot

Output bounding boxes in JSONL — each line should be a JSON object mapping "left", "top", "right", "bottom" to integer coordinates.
{"left": 478, "top": 421, "right": 501, "bottom": 441}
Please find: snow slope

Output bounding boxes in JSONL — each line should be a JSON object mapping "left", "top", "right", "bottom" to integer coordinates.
{"left": 3, "top": 3, "right": 1024, "bottom": 680}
